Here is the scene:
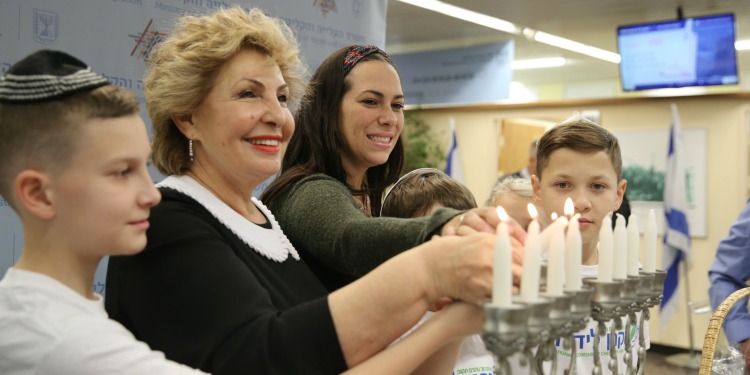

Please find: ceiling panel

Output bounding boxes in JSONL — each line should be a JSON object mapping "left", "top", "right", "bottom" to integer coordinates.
{"left": 386, "top": 0, "right": 750, "bottom": 85}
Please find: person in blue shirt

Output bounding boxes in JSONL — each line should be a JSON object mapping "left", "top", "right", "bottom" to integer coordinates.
{"left": 708, "top": 199, "right": 750, "bottom": 371}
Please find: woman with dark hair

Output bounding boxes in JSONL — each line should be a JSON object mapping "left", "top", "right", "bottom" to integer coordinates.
{"left": 263, "top": 46, "right": 403, "bottom": 217}
{"left": 262, "top": 45, "right": 524, "bottom": 291}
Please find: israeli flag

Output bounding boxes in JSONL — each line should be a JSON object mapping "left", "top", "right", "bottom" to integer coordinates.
{"left": 444, "top": 117, "right": 464, "bottom": 183}
{"left": 661, "top": 103, "right": 691, "bottom": 328}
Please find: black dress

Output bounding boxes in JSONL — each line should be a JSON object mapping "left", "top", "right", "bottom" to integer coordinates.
{"left": 105, "top": 182, "right": 347, "bottom": 375}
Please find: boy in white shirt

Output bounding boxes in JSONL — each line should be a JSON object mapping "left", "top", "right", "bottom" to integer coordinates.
{"left": 529, "top": 115, "right": 650, "bottom": 374}
{"left": 381, "top": 168, "right": 497, "bottom": 375}
{"left": 0, "top": 49, "right": 210, "bottom": 375}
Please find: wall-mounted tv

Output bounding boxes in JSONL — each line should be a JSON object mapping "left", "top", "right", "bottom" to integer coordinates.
{"left": 617, "top": 13, "right": 739, "bottom": 91}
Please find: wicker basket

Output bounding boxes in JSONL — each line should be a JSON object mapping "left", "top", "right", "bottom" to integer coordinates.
{"left": 699, "top": 287, "right": 750, "bottom": 374}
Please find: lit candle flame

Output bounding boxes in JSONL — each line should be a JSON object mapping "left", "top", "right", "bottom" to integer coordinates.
{"left": 527, "top": 203, "right": 538, "bottom": 219}
{"left": 564, "top": 198, "right": 574, "bottom": 217}
{"left": 496, "top": 206, "right": 509, "bottom": 221}
{"left": 551, "top": 212, "right": 558, "bottom": 221}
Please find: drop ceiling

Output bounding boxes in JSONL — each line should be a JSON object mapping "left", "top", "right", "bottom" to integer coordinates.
{"left": 385, "top": 0, "right": 750, "bottom": 86}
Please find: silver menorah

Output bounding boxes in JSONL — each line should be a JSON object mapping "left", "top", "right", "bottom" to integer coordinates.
{"left": 482, "top": 269, "right": 667, "bottom": 375}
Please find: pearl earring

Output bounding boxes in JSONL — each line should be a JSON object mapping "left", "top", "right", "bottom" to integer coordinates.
{"left": 189, "top": 139, "right": 194, "bottom": 162}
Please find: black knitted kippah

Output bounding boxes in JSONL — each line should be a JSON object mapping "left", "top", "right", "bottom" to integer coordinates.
{"left": 0, "top": 49, "right": 110, "bottom": 103}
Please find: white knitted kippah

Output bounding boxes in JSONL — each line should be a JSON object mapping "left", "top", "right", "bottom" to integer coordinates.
{"left": 0, "top": 49, "right": 109, "bottom": 103}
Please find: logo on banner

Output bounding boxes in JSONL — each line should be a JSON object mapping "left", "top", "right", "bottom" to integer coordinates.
{"left": 33, "top": 9, "right": 59, "bottom": 45}
{"left": 313, "top": 0, "right": 337, "bottom": 17}
{"left": 129, "top": 19, "right": 165, "bottom": 62}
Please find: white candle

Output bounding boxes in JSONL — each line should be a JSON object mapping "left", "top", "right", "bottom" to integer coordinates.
{"left": 521, "top": 204, "right": 541, "bottom": 302}
{"left": 627, "top": 214, "right": 640, "bottom": 276}
{"left": 643, "top": 209, "right": 657, "bottom": 273}
{"left": 492, "top": 206, "right": 513, "bottom": 307}
{"left": 540, "top": 214, "right": 568, "bottom": 257}
{"left": 546, "top": 222, "right": 566, "bottom": 296}
{"left": 613, "top": 214, "right": 628, "bottom": 280}
{"left": 539, "top": 213, "right": 557, "bottom": 253}
{"left": 598, "top": 213, "right": 614, "bottom": 282}
{"left": 565, "top": 214, "right": 582, "bottom": 291}
{"left": 563, "top": 197, "right": 575, "bottom": 219}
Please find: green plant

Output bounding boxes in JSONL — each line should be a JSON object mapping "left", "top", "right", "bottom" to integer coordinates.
{"left": 401, "top": 110, "right": 446, "bottom": 176}
{"left": 622, "top": 165, "right": 664, "bottom": 201}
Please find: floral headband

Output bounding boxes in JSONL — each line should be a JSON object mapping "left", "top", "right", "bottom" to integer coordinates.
{"left": 342, "top": 45, "right": 393, "bottom": 76}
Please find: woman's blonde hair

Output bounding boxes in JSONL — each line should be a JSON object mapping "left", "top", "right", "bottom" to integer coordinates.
{"left": 146, "top": 6, "right": 306, "bottom": 175}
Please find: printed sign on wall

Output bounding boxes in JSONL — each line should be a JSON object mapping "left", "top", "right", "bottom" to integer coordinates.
{"left": 392, "top": 41, "right": 514, "bottom": 106}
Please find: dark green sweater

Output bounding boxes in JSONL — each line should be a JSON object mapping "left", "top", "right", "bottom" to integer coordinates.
{"left": 266, "top": 174, "right": 461, "bottom": 291}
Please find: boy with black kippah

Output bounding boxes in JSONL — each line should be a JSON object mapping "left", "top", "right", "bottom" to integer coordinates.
{"left": 0, "top": 50, "right": 209, "bottom": 374}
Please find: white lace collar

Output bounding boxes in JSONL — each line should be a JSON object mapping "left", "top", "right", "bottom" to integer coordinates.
{"left": 157, "top": 175, "right": 299, "bottom": 262}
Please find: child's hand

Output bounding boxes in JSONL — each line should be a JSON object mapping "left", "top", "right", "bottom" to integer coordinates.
{"left": 443, "top": 207, "right": 528, "bottom": 243}
{"left": 452, "top": 221, "right": 524, "bottom": 289}
{"left": 429, "top": 297, "right": 454, "bottom": 311}
{"left": 432, "top": 301, "right": 484, "bottom": 339}
{"left": 442, "top": 207, "right": 500, "bottom": 236}
{"left": 420, "top": 234, "right": 494, "bottom": 305}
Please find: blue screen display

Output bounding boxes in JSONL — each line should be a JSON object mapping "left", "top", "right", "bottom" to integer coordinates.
{"left": 617, "top": 13, "right": 739, "bottom": 91}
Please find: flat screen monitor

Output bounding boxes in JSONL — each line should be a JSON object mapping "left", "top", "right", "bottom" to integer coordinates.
{"left": 617, "top": 13, "right": 739, "bottom": 91}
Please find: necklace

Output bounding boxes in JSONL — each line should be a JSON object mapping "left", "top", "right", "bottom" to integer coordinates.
{"left": 186, "top": 172, "right": 262, "bottom": 222}
{"left": 354, "top": 193, "right": 371, "bottom": 217}
{"left": 188, "top": 172, "right": 225, "bottom": 202}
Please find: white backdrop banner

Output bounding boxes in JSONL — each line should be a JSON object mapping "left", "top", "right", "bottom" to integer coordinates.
{"left": 0, "top": 0, "right": 387, "bottom": 292}
{"left": 392, "top": 41, "right": 514, "bottom": 106}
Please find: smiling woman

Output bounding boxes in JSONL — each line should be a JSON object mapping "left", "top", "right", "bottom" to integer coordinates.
{"left": 337, "top": 57, "right": 405, "bottom": 195}
{"left": 262, "top": 45, "right": 515, "bottom": 292}
{"left": 171, "top": 48, "right": 294, "bottom": 213}
{"left": 263, "top": 45, "right": 405, "bottom": 220}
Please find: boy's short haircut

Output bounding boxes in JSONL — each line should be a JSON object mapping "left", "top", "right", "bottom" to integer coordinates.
{"left": 485, "top": 177, "right": 533, "bottom": 206}
{"left": 536, "top": 115, "right": 622, "bottom": 180}
{"left": 381, "top": 168, "right": 477, "bottom": 218}
{"left": 0, "top": 50, "right": 139, "bottom": 209}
